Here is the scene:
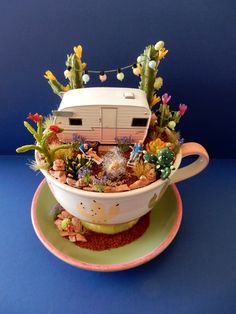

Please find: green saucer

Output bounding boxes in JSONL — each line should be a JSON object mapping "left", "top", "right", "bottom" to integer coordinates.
{"left": 31, "top": 179, "right": 182, "bottom": 272}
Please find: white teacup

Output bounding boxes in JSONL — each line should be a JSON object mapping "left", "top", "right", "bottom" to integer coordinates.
{"left": 39, "top": 142, "right": 209, "bottom": 233}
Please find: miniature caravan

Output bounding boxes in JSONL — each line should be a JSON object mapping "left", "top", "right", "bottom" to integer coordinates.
{"left": 53, "top": 87, "right": 151, "bottom": 144}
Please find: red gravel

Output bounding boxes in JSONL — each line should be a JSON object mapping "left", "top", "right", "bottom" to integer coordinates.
{"left": 76, "top": 213, "right": 150, "bottom": 251}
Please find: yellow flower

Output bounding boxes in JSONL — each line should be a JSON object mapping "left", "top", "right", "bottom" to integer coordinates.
{"left": 74, "top": 45, "right": 83, "bottom": 59}
{"left": 146, "top": 138, "right": 166, "bottom": 154}
{"left": 44, "top": 70, "right": 57, "bottom": 81}
{"left": 150, "top": 95, "right": 161, "bottom": 107}
{"left": 159, "top": 48, "right": 168, "bottom": 60}
{"left": 62, "top": 84, "right": 71, "bottom": 92}
{"left": 154, "top": 77, "right": 163, "bottom": 90}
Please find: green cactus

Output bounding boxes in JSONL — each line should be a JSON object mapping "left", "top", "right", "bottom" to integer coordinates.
{"left": 16, "top": 114, "right": 73, "bottom": 167}
{"left": 65, "top": 154, "right": 92, "bottom": 179}
{"left": 47, "top": 79, "right": 66, "bottom": 96}
{"left": 66, "top": 54, "right": 84, "bottom": 89}
{"left": 138, "top": 44, "right": 159, "bottom": 104}
{"left": 44, "top": 45, "right": 86, "bottom": 97}
{"left": 143, "top": 147, "right": 175, "bottom": 180}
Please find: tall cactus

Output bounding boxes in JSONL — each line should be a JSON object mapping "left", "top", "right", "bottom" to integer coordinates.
{"left": 137, "top": 41, "right": 168, "bottom": 107}
{"left": 66, "top": 53, "right": 84, "bottom": 89}
{"left": 44, "top": 45, "right": 86, "bottom": 97}
{"left": 138, "top": 44, "right": 159, "bottom": 104}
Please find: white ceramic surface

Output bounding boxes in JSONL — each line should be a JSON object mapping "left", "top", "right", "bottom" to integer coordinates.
{"left": 39, "top": 142, "right": 209, "bottom": 224}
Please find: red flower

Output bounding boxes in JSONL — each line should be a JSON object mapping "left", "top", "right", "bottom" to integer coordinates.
{"left": 27, "top": 113, "right": 42, "bottom": 123}
{"left": 179, "top": 104, "right": 187, "bottom": 116}
{"left": 49, "top": 125, "right": 63, "bottom": 133}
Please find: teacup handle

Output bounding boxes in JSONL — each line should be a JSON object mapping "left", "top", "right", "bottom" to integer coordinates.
{"left": 169, "top": 142, "right": 209, "bottom": 184}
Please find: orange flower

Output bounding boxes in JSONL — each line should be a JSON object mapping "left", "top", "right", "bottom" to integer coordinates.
{"left": 44, "top": 70, "right": 57, "bottom": 81}
{"left": 146, "top": 138, "right": 166, "bottom": 154}
{"left": 74, "top": 45, "right": 83, "bottom": 59}
{"left": 150, "top": 95, "right": 161, "bottom": 107}
{"left": 159, "top": 48, "right": 168, "bottom": 60}
{"left": 62, "top": 84, "right": 71, "bottom": 92}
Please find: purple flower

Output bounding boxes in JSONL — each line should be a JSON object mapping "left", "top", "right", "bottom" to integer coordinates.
{"left": 178, "top": 138, "right": 185, "bottom": 144}
{"left": 72, "top": 134, "right": 87, "bottom": 143}
{"left": 77, "top": 167, "right": 91, "bottom": 179}
{"left": 115, "top": 136, "right": 133, "bottom": 145}
{"left": 93, "top": 176, "right": 108, "bottom": 186}
{"left": 179, "top": 104, "right": 187, "bottom": 116}
{"left": 161, "top": 93, "right": 171, "bottom": 105}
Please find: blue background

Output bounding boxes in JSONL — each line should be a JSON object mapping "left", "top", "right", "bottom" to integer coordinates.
{"left": 1, "top": 2, "right": 236, "bottom": 312}
{"left": 0, "top": 0, "right": 235, "bottom": 156}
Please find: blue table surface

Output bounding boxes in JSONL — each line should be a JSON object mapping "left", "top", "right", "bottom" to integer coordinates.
{"left": 0, "top": 155, "right": 235, "bottom": 314}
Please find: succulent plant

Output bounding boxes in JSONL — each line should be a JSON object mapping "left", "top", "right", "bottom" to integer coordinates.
{"left": 143, "top": 147, "right": 175, "bottom": 180}
{"left": 65, "top": 154, "right": 92, "bottom": 180}
{"left": 16, "top": 113, "right": 73, "bottom": 167}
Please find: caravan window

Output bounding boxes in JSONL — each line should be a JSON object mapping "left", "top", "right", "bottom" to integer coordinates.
{"left": 132, "top": 118, "right": 148, "bottom": 127}
{"left": 69, "top": 118, "right": 82, "bottom": 126}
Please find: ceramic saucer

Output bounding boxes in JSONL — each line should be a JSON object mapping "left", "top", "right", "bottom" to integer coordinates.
{"left": 31, "top": 179, "right": 182, "bottom": 272}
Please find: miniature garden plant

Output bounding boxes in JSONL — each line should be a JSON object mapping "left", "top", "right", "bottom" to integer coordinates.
{"left": 44, "top": 45, "right": 87, "bottom": 97}
{"left": 77, "top": 167, "right": 92, "bottom": 185}
{"left": 155, "top": 94, "right": 187, "bottom": 132}
{"left": 136, "top": 40, "right": 168, "bottom": 107}
{"left": 115, "top": 136, "right": 133, "bottom": 153}
{"left": 143, "top": 147, "right": 175, "bottom": 180}
{"left": 16, "top": 113, "right": 73, "bottom": 167}
{"left": 146, "top": 92, "right": 187, "bottom": 154}
{"left": 66, "top": 154, "right": 92, "bottom": 180}
{"left": 92, "top": 176, "right": 108, "bottom": 193}
{"left": 135, "top": 41, "right": 187, "bottom": 152}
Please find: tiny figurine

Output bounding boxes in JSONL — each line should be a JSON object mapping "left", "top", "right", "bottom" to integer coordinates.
{"left": 79, "top": 142, "right": 102, "bottom": 165}
{"left": 79, "top": 143, "right": 90, "bottom": 154}
{"left": 128, "top": 140, "right": 144, "bottom": 165}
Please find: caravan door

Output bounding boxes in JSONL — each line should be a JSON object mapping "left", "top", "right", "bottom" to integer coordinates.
{"left": 100, "top": 108, "right": 117, "bottom": 143}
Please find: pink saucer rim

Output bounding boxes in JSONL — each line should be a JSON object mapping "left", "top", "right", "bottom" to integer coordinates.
{"left": 31, "top": 179, "right": 182, "bottom": 272}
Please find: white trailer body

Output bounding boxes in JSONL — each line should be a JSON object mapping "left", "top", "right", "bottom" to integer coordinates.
{"left": 53, "top": 87, "right": 151, "bottom": 144}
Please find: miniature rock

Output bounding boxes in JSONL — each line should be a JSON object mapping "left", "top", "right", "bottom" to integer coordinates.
{"left": 49, "top": 170, "right": 67, "bottom": 184}
{"left": 76, "top": 234, "right": 87, "bottom": 242}
{"left": 53, "top": 159, "right": 66, "bottom": 171}
{"left": 69, "top": 235, "right": 77, "bottom": 242}
{"left": 58, "top": 210, "right": 73, "bottom": 219}
{"left": 145, "top": 167, "right": 156, "bottom": 183}
{"left": 76, "top": 178, "right": 88, "bottom": 188}
{"left": 66, "top": 177, "right": 78, "bottom": 187}
{"left": 129, "top": 175, "right": 150, "bottom": 190}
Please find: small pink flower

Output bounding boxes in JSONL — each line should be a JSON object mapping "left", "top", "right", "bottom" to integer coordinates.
{"left": 49, "top": 125, "right": 63, "bottom": 133}
{"left": 179, "top": 104, "right": 187, "bottom": 116}
{"left": 27, "top": 113, "right": 42, "bottom": 123}
{"left": 162, "top": 93, "right": 171, "bottom": 105}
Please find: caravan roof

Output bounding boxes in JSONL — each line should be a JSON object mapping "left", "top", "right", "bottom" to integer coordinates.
{"left": 59, "top": 87, "right": 149, "bottom": 110}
